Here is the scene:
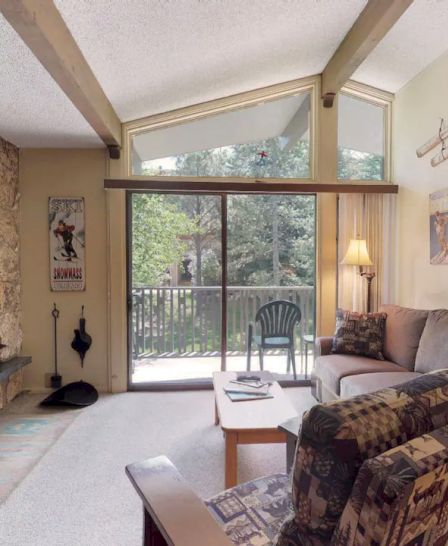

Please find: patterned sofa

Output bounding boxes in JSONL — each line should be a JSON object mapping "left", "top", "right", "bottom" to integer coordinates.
{"left": 312, "top": 305, "right": 448, "bottom": 403}
{"left": 127, "top": 370, "right": 448, "bottom": 546}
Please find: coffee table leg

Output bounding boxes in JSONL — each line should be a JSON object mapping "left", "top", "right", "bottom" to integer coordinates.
{"left": 225, "top": 431, "right": 238, "bottom": 488}
{"left": 214, "top": 398, "right": 219, "bottom": 425}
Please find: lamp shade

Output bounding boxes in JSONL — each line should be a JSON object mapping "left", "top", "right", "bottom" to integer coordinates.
{"left": 341, "top": 238, "right": 373, "bottom": 266}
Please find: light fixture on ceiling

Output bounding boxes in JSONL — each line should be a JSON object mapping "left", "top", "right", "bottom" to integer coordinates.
{"left": 341, "top": 238, "right": 375, "bottom": 313}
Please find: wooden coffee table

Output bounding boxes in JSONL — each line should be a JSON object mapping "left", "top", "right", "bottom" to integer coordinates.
{"left": 213, "top": 371, "right": 297, "bottom": 488}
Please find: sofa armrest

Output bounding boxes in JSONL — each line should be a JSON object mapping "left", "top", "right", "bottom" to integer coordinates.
{"left": 126, "top": 456, "right": 232, "bottom": 546}
{"left": 315, "top": 336, "right": 333, "bottom": 356}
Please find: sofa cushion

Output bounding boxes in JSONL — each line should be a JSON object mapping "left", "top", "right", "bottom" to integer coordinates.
{"left": 379, "top": 304, "right": 429, "bottom": 370}
{"left": 315, "top": 354, "right": 408, "bottom": 396}
{"left": 415, "top": 309, "right": 448, "bottom": 373}
{"left": 340, "top": 371, "right": 421, "bottom": 398}
{"left": 289, "top": 370, "right": 448, "bottom": 543}
{"left": 332, "top": 309, "right": 387, "bottom": 360}
{"left": 206, "top": 474, "right": 296, "bottom": 546}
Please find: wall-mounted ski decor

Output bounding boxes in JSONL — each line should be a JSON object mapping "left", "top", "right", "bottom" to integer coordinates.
{"left": 49, "top": 197, "right": 86, "bottom": 291}
{"left": 416, "top": 119, "right": 448, "bottom": 167}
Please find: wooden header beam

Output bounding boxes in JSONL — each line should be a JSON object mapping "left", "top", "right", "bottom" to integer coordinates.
{"left": 321, "top": 0, "right": 413, "bottom": 107}
{"left": 105, "top": 178, "right": 399, "bottom": 194}
{"left": 0, "top": 0, "right": 122, "bottom": 153}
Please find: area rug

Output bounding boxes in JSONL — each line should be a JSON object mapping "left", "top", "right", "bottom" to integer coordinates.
{"left": 0, "top": 410, "right": 78, "bottom": 502}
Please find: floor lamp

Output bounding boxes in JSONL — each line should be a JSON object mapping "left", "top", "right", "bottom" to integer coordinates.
{"left": 341, "top": 238, "right": 375, "bottom": 313}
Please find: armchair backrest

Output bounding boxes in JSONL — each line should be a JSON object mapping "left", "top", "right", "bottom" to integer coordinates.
{"left": 280, "top": 370, "right": 448, "bottom": 544}
{"left": 255, "top": 300, "right": 301, "bottom": 341}
{"left": 333, "top": 425, "right": 448, "bottom": 545}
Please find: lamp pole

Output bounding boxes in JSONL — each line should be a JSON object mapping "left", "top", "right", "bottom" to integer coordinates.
{"left": 360, "top": 271, "right": 376, "bottom": 313}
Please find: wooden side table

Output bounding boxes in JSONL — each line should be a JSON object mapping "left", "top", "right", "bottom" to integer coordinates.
{"left": 278, "top": 415, "right": 300, "bottom": 473}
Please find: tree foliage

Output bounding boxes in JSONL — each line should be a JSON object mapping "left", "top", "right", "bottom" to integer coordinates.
{"left": 338, "top": 147, "right": 384, "bottom": 180}
{"left": 132, "top": 194, "right": 197, "bottom": 286}
{"left": 135, "top": 137, "right": 317, "bottom": 287}
{"left": 226, "top": 195, "right": 315, "bottom": 286}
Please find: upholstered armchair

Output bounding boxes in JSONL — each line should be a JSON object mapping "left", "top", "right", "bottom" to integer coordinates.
{"left": 127, "top": 370, "right": 448, "bottom": 546}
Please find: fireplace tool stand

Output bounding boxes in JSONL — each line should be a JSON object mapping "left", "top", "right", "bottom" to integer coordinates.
{"left": 51, "top": 303, "right": 62, "bottom": 389}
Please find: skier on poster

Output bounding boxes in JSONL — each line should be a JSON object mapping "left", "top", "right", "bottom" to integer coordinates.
{"left": 53, "top": 220, "right": 78, "bottom": 260}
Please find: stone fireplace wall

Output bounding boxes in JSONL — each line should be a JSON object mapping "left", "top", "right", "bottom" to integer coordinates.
{"left": 0, "top": 137, "right": 22, "bottom": 361}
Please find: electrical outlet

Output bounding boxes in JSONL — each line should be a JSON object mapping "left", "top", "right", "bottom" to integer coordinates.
{"left": 44, "top": 373, "right": 53, "bottom": 388}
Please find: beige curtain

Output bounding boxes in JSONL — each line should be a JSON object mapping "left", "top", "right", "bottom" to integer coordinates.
{"left": 338, "top": 193, "right": 396, "bottom": 312}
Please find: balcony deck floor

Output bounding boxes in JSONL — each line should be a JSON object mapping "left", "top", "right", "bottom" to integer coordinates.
{"left": 132, "top": 351, "right": 315, "bottom": 383}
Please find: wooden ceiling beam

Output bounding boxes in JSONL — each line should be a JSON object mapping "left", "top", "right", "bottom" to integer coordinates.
{"left": 321, "top": 0, "right": 413, "bottom": 107}
{"left": 0, "top": 0, "right": 122, "bottom": 154}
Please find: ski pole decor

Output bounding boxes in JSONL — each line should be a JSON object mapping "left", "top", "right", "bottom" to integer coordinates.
{"left": 416, "top": 118, "right": 448, "bottom": 168}
{"left": 49, "top": 197, "right": 86, "bottom": 291}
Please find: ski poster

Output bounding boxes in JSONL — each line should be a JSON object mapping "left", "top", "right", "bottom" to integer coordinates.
{"left": 49, "top": 197, "right": 86, "bottom": 291}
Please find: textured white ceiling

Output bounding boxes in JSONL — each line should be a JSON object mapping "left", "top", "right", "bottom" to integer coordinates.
{"left": 4, "top": 0, "right": 448, "bottom": 148}
{"left": 354, "top": 0, "right": 448, "bottom": 93}
{"left": 55, "top": 0, "right": 367, "bottom": 122}
{"left": 0, "top": 14, "right": 102, "bottom": 148}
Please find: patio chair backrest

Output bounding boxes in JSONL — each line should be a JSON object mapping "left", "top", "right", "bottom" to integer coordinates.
{"left": 255, "top": 300, "right": 301, "bottom": 341}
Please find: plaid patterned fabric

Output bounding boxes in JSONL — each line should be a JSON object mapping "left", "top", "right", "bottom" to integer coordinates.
{"left": 333, "top": 425, "right": 448, "bottom": 545}
{"left": 332, "top": 309, "right": 387, "bottom": 360}
{"left": 280, "top": 370, "right": 448, "bottom": 544}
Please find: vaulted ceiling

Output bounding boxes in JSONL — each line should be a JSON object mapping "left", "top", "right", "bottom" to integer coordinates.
{"left": 1, "top": 0, "right": 448, "bottom": 148}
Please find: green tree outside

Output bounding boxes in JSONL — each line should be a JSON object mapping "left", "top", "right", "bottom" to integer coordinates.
{"left": 132, "top": 193, "right": 198, "bottom": 286}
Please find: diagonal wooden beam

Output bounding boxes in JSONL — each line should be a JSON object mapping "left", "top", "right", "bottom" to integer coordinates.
{"left": 0, "top": 0, "right": 122, "bottom": 153}
{"left": 321, "top": 0, "right": 413, "bottom": 107}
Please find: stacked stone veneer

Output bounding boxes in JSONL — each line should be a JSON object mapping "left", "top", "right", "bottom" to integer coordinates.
{"left": 0, "top": 137, "right": 22, "bottom": 362}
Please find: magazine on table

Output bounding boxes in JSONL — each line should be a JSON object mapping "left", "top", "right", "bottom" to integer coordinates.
{"left": 225, "top": 390, "right": 274, "bottom": 402}
{"left": 224, "top": 372, "right": 274, "bottom": 401}
{"left": 224, "top": 383, "right": 270, "bottom": 396}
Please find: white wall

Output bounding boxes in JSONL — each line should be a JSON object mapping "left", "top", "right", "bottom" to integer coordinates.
{"left": 393, "top": 51, "right": 448, "bottom": 309}
{"left": 19, "top": 149, "right": 109, "bottom": 391}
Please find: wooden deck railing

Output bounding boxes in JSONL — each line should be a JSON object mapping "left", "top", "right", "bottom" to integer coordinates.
{"left": 132, "top": 285, "right": 314, "bottom": 357}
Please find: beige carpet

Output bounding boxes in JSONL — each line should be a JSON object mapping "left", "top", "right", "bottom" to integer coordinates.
{"left": 0, "top": 388, "right": 315, "bottom": 546}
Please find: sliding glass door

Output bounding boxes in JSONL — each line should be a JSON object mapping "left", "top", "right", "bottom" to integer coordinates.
{"left": 129, "top": 193, "right": 222, "bottom": 384}
{"left": 226, "top": 195, "right": 315, "bottom": 376}
{"left": 128, "top": 191, "right": 315, "bottom": 386}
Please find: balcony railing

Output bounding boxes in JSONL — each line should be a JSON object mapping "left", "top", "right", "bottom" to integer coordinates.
{"left": 132, "top": 286, "right": 314, "bottom": 358}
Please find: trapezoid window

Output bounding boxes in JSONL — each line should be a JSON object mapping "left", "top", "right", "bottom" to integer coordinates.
{"left": 131, "top": 91, "right": 312, "bottom": 179}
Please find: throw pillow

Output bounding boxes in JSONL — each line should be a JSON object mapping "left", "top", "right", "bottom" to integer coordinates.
{"left": 379, "top": 304, "right": 429, "bottom": 370}
{"left": 415, "top": 309, "right": 448, "bottom": 373}
{"left": 332, "top": 308, "right": 387, "bottom": 360}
